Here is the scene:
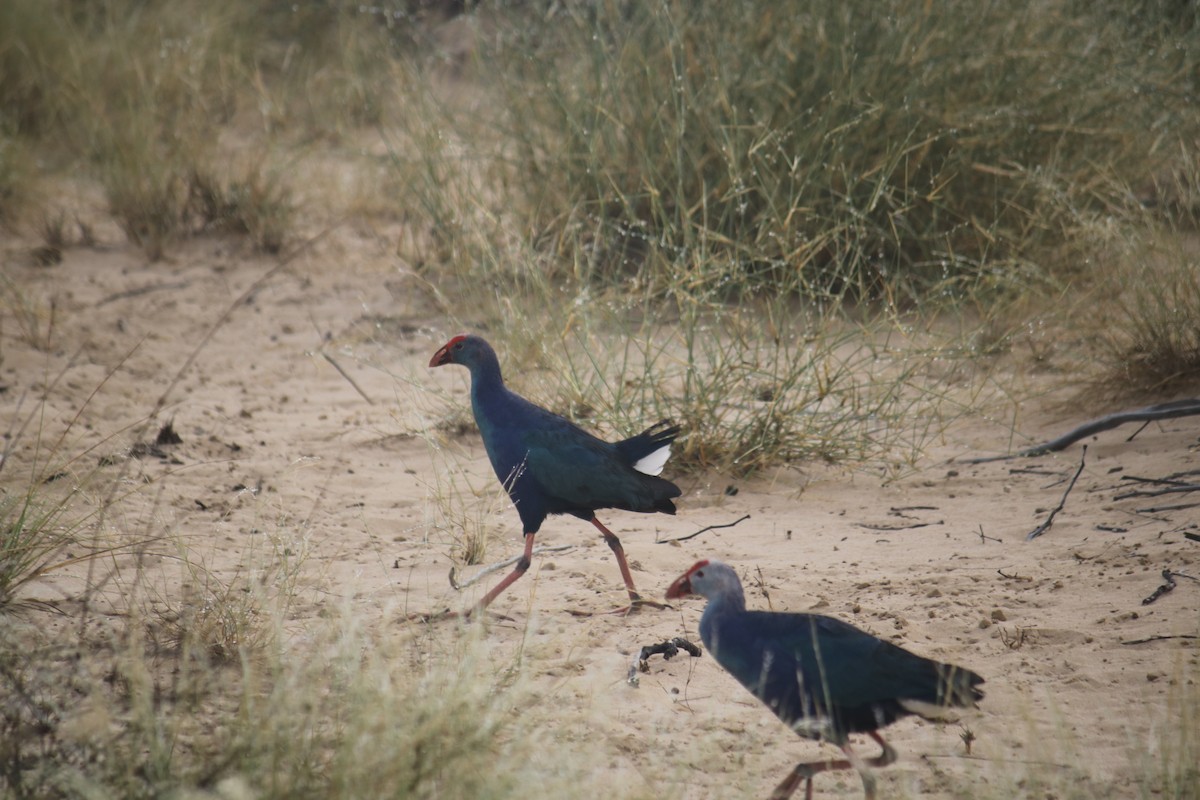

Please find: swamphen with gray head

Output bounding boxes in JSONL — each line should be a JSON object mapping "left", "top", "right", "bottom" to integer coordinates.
{"left": 430, "top": 334, "right": 682, "bottom": 615}
{"left": 666, "top": 559, "right": 983, "bottom": 799}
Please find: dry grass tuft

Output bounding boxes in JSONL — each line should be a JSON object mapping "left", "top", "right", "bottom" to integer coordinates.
{"left": 1102, "top": 247, "right": 1200, "bottom": 393}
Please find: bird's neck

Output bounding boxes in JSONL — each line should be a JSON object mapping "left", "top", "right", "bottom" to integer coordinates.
{"left": 467, "top": 351, "right": 506, "bottom": 397}
{"left": 703, "top": 585, "right": 747, "bottom": 619}
{"left": 699, "top": 587, "right": 746, "bottom": 660}
{"left": 467, "top": 352, "right": 511, "bottom": 433}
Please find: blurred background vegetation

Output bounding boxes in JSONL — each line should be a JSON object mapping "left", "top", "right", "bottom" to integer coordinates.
{"left": 3, "top": 0, "right": 1200, "bottom": 468}
{"left": 3, "top": 3, "right": 1200, "bottom": 799}
{"left": 3, "top": 0, "right": 1196, "bottom": 288}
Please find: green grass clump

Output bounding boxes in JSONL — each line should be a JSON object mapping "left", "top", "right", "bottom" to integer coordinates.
{"left": 104, "top": 162, "right": 294, "bottom": 258}
{"left": 417, "top": 0, "right": 1199, "bottom": 302}
{"left": 0, "top": 490, "right": 79, "bottom": 609}
{"left": 532, "top": 309, "right": 927, "bottom": 475}
{"left": 416, "top": 285, "right": 945, "bottom": 477}
{"left": 0, "top": 0, "right": 403, "bottom": 255}
{"left": 1101, "top": 245, "right": 1200, "bottom": 392}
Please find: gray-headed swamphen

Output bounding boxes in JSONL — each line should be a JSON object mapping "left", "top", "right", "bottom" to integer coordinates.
{"left": 666, "top": 559, "right": 984, "bottom": 799}
{"left": 430, "top": 334, "right": 682, "bottom": 615}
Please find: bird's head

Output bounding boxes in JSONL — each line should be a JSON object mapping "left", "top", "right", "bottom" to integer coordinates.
{"left": 665, "top": 559, "right": 739, "bottom": 601}
{"left": 430, "top": 334, "right": 488, "bottom": 369}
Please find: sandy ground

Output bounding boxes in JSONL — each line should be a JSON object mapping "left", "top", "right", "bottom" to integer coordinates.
{"left": 3, "top": 226, "right": 1199, "bottom": 799}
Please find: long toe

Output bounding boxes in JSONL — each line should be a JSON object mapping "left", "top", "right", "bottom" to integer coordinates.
{"left": 563, "top": 598, "right": 671, "bottom": 617}
{"left": 612, "top": 596, "right": 672, "bottom": 615}
{"left": 626, "top": 596, "right": 671, "bottom": 612}
{"left": 404, "top": 608, "right": 516, "bottom": 624}
{"left": 404, "top": 608, "right": 459, "bottom": 623}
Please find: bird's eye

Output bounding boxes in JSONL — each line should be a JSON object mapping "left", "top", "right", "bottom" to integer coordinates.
{"left": 453, "top": 342, "right": 463, "bottom": 351}
{"left": 695, "top": 570, "right": 704, "bottom": 578}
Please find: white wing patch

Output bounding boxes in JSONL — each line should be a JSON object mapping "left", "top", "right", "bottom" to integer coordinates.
{"left": 898, "top": 698, "right": 964, "bottom": 721}
{"left": 633, "top": 444, "right": 671, "bottom": 476}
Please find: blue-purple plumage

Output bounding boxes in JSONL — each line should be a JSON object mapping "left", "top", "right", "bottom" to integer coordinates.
{"left": 666, "top": 559, "right": 983, "bottom": 798}
{"left": 430, "top": 333, "right": 681, "bottom": 613}
{"left": 701, "top": 608, "right": 983, "bottom": 739}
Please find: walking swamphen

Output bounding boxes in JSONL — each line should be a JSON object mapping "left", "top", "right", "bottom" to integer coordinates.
{"left": 429, "top": 334, "right": 682, "bottom": 615}
{"left": 666, "top": 559, "right": 984, "bottom": 799}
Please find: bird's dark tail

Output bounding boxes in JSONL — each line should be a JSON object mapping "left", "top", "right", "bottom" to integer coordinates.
{"left": 645, "top": 474, "right": 681, "bottom": 514}
{"left": 613, "top": 420, "right": 682, "bottom": 513}
{"left": 616, "top": 420, "right": 681, "bottom": 465}
{"left": 949, "top": 664, "right": 986, "bottom": 706}
{"left": 900, "top": 663, "right": 984, "bottom": 721}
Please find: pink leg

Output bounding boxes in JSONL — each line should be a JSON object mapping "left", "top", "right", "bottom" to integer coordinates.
{"left": 408, "top": 533, "right": 535, "bottom": 623}
{"left": 468, "top": 532, "right": 536, "bottom": 615}
{"left": 768, "top": 733, "right": 897, "bottom": 800}
{"left": 589, "top": 517, "right": 668, "bottom": 611}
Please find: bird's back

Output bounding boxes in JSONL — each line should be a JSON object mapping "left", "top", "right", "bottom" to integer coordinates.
{"left": 472, "top": 386, "right": 680, "bottom": 531}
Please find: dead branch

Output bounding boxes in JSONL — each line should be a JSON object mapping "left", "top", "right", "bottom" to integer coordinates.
{"left": 659, "top": 514, "right": 751, "bottom": 543}
{"left": 627, "top": 637, "right": 702, "bottom": 686}
{"left": 1137, "top": 501, "right": 1200, "bottom": 514}
{"left": 1119, "top": 473, "right": 1199, "bottom": 487}
{"left": 98, "top": 279, "right": 192, "bottom": 306}
{"left": 963, "top": 398, "right": 1200, "bottom": 464}
{"left": 921, "top": 753, "right": 1076, "bottom": 768}
{"left": 1027, "top": 446, "right": 1087, "bottom": 541}
{"left": 1121, "top": 634, "right": 1199, "bottom": 646}
{"left": 1141, "top": 570, "right": 1197, "bottom": 605}
{"left": 1125, "top": 419, "right": 1152, "bottom": 442}
{"left": 1115, "top": 483, "right": 1200, "bottom": 500}
{"left": 857, "top": 520, "right": 944, "bottom": 531}
{"left": 977, "top": 525, "right": 1002, "bottom": 543}
{"left": 638, "top": 638, "right": 702, "bottom": 663}
{"left": 448, "top": 543, "right": 576, "bottom": 590}
{"left": 997, "top": 567, "right": 1033, "bottom": 582}
{"left": 998, "top": 626, "right": 1032, "bottom": 650}
{"left": 322, "top": 351, "right": 375, "bottom": 405}
{"left": 1142, "top": 569, "right": 1177, "bottom": 605}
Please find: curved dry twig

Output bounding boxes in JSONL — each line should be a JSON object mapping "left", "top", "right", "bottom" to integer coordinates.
{"left": 964, "top": 399, "right": 1200, "bottom": 464}
{"left": 1027, "top": 446, "right": 1087, "bottom": 541}
{"left": 658, "top": 514, "right": 751, "bottom": 543}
